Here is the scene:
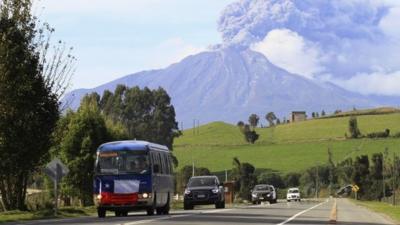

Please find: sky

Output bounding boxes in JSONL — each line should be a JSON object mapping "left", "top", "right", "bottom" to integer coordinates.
{"left": 36, "top": 0, "right": 235, "bottom": 90}
{"left": 36, "top": 0, "right": 400, "bottom": 97}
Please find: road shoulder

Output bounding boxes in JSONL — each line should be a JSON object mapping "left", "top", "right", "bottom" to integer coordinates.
{"left": 349, "top": 199, "right": 400, "bottom": 224}
{"left": 337, "top": 198, "right": 395, "bottom": 225}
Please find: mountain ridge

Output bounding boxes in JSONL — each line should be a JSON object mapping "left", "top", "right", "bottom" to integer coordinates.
{"left": 63, "top": 47, "right": 380, "bottom": 125}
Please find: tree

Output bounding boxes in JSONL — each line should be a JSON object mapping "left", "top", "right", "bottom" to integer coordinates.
{"left": 312, "top": 112, "right": 316, "bottom": 118}
{"left": 352, "top": 155, "right": 371, "bottom": 199}
{"left": 321, "top": 110, "right": 326, "bottom": 116}
{"left": 59, "top": 94, "right": 111, "bottom": 206}
{"left": 99, "top": 85, "right": 180, "bottom": 151}
{"left": 284, "top": 172, "right": 301, "bottom": 187}
{"left": 258, "top": 173, "right": 285, "bottom": 188}
{"left": 237, "top": 123, "right": 259, "bottom": 144}
{"left": 177, "top": 166, "right": 211, "bottom": 193}
{"left": 337, "top": 158, "right": 354, "bottom": 185}
{"left": 0, "top": 1, "right": 61, "bottom": 210}
{"left": 348, "top": 116, "right": 361, "bottom": 138}
{"left": 265, "top": 112, "right": 277, "bottom": 127}
{"left": 327, "top": 148, "right": 339, "bottom": 194}
{"left": 334, "top": 109, "right": 342, "bottom": 114}
{"left": 231, "top": 157, "right": 257, "bottom": 200}
{"left": 248, "top": 114, "right": 259, "bottom": 130}
{"left": 370, "top": 153, "right": 384, "bottom": 200}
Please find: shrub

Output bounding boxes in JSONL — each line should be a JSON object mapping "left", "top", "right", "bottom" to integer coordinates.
{"left": 258, "top": 173, "right": 285, "bottom": 188}
{"left": 393, "top": 131, "right": 400, "bottom": 138}
{"left": 366, "top": 129, "right": 390, "bottom": 138}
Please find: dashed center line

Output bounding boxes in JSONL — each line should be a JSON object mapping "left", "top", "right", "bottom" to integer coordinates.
{"left": 276, "top": 200, "right": 328, "bottom": 225}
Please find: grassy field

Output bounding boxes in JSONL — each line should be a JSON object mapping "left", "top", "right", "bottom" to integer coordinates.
{"left": 351, "top": 200, "right": 400, "bottom": 223}
{"left": 173, "top": 112, "right": 400, "bottom": 174}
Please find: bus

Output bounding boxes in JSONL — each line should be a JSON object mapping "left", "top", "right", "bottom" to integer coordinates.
{"left": 93, "top": 140, "right": 174, "bottom": 218}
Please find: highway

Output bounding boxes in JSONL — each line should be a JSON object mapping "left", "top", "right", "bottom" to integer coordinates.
{"left": 7, "top": 198, "right": 395, "bottom": 225}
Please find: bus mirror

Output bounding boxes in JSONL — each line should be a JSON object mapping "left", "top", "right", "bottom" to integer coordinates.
{"left": 153, "top": 165, "right": 160, "bottom": 173}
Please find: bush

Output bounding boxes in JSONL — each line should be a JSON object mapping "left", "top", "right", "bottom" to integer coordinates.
{"left": 284, "top": 172, "right": 301, "bottom": 187}
{"left": 258, "top": 173, "right": 285, "bottom": 188}
{"left": 393, "top": 131, "right": 400, "bottom": 138}
{"left": 366, "top": 129, "right": 390, "bottom": 138}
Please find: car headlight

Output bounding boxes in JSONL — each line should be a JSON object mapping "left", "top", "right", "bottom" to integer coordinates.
{"left": 212, "top": 188, "right": 219, "bottom": 194}
{"left": 184, "top": 189, "right": 191, "bottom": 195}
{"left": 252, "top": 193, "right": 257, "bottom": 197}
{"left": 267, "top": 194, "right": 271, "bottom": 197}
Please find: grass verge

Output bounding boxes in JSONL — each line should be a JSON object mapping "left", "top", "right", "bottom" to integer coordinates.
{"left": 0, "top": 207, "right": 96, "bottom": 224}
{"left": 351, "top": 199, "right": 400, "bottom": 223}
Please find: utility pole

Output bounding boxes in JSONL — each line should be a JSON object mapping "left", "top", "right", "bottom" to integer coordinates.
{"left": 315, "top": 163, "right": 319, "bottom": 199}
{"left": 383, "top": 148, "right": 389, "bottom": 201}
{"left": 225, "top": 169, "right": 228, "bottom": 182}
{"left": 191, "top": 151, "right": 195, "bottom": 177}
{"left": 193, "top": 119, "right": 195, "bottom": 136}
{"left": 393, "top": 152, "right": 397, "bottom": 205}
{"left": 197, "top": 120, "right": 200, "bottom": 135}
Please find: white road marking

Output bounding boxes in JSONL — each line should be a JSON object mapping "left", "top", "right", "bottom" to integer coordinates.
{"left": 121, "top": 208, "right": 233, "bottom": 225}
{"left": 276, "top": 199, "right": 328, "bottom": 225}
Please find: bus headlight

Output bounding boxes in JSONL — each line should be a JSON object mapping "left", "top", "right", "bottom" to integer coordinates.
{"left": 96, "top": 194, "right": 102, "bottom": 200}
{"left": 139, "top": 193, "right": 151, "bottom": 199}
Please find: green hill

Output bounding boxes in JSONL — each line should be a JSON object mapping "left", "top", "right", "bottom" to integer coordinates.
{"left": 173, "top": 111, "right": 400, "bottom": 174}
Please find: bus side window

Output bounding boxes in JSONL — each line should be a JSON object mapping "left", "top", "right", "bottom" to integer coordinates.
{"left": 162, "top": 153, "right": 170, "bottom": 175}
{"left": 168, "top": 155, "right": 173, "bottom": 174}
{"left": 157, "top": 152, "right": 164, "bottom": 174}
{"left": 151, "top": 152, "right": 160, "bottom": 174}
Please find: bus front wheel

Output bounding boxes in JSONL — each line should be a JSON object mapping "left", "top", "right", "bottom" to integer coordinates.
{"left": 147, "top": 194, "right": 156, "bottom": 216}
{"left": 97, "top": 208, "right": 106, "bottom": 218}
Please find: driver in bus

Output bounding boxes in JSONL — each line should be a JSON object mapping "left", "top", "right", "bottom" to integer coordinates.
{"left": 132, "top": 157, "right": 148, "bottom": 174}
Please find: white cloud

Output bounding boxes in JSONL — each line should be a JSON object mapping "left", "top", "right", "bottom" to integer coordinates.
{"left": 333, "top": 71, "right": 400, "bottom": 96}
{"left": 379, "top": 6, "right": 400, "bottom": 40}
{"left": 251, "top": 29, "right": 324, "bottom": 79}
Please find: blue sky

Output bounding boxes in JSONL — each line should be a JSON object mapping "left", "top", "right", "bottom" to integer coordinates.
{"left": 36, "top": 0, "right": 235, "bottom": 89}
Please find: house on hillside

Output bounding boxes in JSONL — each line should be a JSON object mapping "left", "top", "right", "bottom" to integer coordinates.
{"left": 291, "top": 111, "right": 306, "bottom": 122}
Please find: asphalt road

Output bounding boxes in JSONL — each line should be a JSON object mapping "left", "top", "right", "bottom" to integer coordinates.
{"left": 7, "top": 198, "right": 395, "bottom": 225}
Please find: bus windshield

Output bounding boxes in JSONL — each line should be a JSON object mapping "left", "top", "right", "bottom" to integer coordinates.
{"left": 96, "top": 150, "right": 150, "bottom": 175}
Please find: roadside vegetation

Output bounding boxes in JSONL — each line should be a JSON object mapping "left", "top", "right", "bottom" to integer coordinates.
{"left": 0, "top": 207, "right": 96, "bottom": 224}
{"left": 351, "top": 200, "right": 400, "bottom": 223}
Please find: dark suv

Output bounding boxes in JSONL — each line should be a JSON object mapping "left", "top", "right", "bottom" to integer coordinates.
{"left": 184, "top": 176, "right": 225, "bottom": 210}
{"left": 251, "top": 184, "right": 277, "bottom": 204}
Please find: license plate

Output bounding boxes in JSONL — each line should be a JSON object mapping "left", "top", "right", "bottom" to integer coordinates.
{"left": 197, "top": 194, "right": 206, "bottom": 198}
{"left": 259, "top": 197, "right": 264, "bottom": 200}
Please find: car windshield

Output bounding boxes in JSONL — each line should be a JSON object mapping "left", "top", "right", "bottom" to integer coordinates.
{"left": 254, "top": 185, "right": 270, "bottom": 191}
{"left": 188, "top": 177, "right": 216, "bottom": 187}
{"left": 288, "top": 189, "right": 299, "bottom": 193}
{"left": 96, "top": 150, "right": 150, "bottom": 175}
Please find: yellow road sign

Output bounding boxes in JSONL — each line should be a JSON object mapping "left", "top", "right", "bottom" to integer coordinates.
{"left": 352, "top": 184, "right": 360, "bottom": 192}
